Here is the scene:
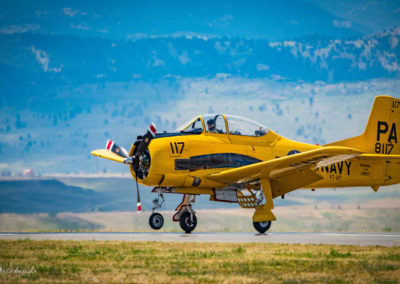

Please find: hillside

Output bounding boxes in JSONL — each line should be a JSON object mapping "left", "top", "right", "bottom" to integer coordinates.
{"left": 0, "top": 0, "right": 366, "bottom": 41}
{"left": 0, "top": 180, "right": 106, "bottom": 214}
{"left": 0, "top": 178, "right": 241, "bottom": 214}
{"left": 1, "top": 29, "right": 400, "bottom": 105}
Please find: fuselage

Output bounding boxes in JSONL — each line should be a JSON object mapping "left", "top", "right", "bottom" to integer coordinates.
{"left": 130, "top": 125, "right": 400, "bottom": 192}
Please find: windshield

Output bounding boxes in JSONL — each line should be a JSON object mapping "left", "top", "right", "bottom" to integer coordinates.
{"left": 177, "top": 114, "right": 269, "bottom": 137}
{"left": 225, "top": 115, "right": 269, "bottom": 137}
{"left": 178, "top": 116, "right": 204, "bottom": 133}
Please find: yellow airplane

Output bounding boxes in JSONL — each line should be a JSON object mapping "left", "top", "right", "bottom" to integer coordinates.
{"left": 91, "top": 95, "right": 400, "bottom": 233}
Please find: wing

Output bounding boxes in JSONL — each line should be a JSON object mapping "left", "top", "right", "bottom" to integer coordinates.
{"left": 91, "top": 149, "right": 127, "bottom": 163}
{"left": 207, "top": 146, "right": 362, "bottom": 191}
{"left": 358, "top": 154, "right": 400, "bottom": 160}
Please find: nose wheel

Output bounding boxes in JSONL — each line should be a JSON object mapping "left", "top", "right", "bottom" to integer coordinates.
{"left": 149, "top": 188, "right": 165, "bottom": 230}
{"left": 149, "top": 213, "right": 164, "bottom": 230}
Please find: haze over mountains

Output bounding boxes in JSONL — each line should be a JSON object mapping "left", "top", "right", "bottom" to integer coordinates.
{"left": 0, "top": 0, "right": 400, "bottom": 174}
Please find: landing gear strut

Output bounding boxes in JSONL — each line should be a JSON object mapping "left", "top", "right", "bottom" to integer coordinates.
{"left": 149, "top": 188, "right": 165, "bottom": 230}
{"left": 252, "top": 189, "right": 271, "bottom": 233}
{"left": 252, "top": 179, "right": 276, "bottom": 234}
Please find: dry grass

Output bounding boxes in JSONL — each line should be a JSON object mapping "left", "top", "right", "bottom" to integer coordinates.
{"left": 0, "top": 240, "right": 399, "bottom": 283}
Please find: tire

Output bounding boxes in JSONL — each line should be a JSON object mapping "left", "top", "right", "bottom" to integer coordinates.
{"left": 253, "top": 221, "right": 272, "bottom": 233}
{"left": 179, "top": 212, "right": 197, "bottom": 233}
{"left": 149, "top": 213, "right": 164, "bottom": 230}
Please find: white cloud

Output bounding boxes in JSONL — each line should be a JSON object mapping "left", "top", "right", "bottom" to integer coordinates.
{"left": 379, "top": 52, "right": 400, "bottom": 72}
{"left": 333, "top": 20, "right": 352, "bottom": 28}
{"left": 70, "top": 23, "right": 90, "bottom": 31}
{"left": 62, "top": 7, "right": 87, "bottom": 18}
{"left": 0, "top": 24, "right": 39, "bottom": 34}
{"left": 212, "top": 14, "right": 234, "bottom": 28}
{"left": 270, "top": 74, "right": 287, "bottom": 81}
{"left": 31, "top": 47, "right": 49, "bottom": 71}
{"left": 168, "top": 44, "right": 190, "bottom": 65}
{"left": 149, "top": 51, "right": 164, "bottom": 67}
{"left": 178, "top": 51, "right": 190, "bottom": 65}
{"left": 256, "top": 64, "right": 269, "bottom": 71}
{"left": 97, "top": 28, "right": 108, "bottom": 33}
{"left": 284, "top": 41, "right": 296, "bottom": 47}
{"left": 31, "top": 46, "right": 62, "bottom": 73}
{"left": 390, "top": 36, "right": 399, "bottom": 49}
{"left": 62, "top": 7, "right": 79, "bottom": 17}
{"left": 34, "top": 10, "right": 48, "bottom": 17}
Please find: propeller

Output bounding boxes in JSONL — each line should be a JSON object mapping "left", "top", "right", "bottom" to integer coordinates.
{"left": 106, "top": 139, "right": 129, "bottom": 158}
{"left": 105, "top": 123, "right": 157, "bottom": 213}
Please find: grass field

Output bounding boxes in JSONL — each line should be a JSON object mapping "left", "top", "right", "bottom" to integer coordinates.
{"left": 0, "top": 240, "right": 399, "bottom": 283}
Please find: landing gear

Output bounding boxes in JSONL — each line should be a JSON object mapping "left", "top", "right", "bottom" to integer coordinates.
{"left": 179, "top": 211, "right": 197, "bottom": 233}
{"left": 149, "top": 189, "right": 199, "bottom": 233}
{"left": 175, "top": 194, "right": 197, "bottom": 233}
{"left": 252, "top": 179, "right": 275, "bottom": 234}
{"left": 149, "top": 188, "right": 165, "bottom": 230}
{"left": 253, "top": 221, "right": 271, "bottom": 234}
{"left": 149, "top": 213, "right": 164, "bottom": 230}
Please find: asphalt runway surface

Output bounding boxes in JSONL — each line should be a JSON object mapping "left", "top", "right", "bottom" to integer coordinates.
{"left": 1, "top": 232, "right": 399, "bottom": 246}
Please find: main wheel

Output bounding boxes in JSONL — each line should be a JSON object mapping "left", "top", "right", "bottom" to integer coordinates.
{"left": 179, "top": 212, "right": 197, "bottom": 233}
{"left": 253, "top": 221, "right": 272, "bottom": 233}
{"left": 149, "top": 213, "right": 164, "bottom": 230}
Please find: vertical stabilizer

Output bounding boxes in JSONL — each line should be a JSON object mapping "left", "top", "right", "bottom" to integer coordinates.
{"left": 327, "top": 96, "right": 400, "bottom": 154}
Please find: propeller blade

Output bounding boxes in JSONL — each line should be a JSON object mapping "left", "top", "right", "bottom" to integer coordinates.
{"left": 135, "top": 176, "right": 141, "bottom": 213}
{"left": 135, "top": 123, "right": 156, "bottom": 156}
{"left": 106, "top": 139, "right": 129, "bottom": 158}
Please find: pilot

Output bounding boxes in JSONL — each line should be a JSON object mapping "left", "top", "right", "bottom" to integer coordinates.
{"left": 207, "top": 119, "right": 219, "bottom": 133}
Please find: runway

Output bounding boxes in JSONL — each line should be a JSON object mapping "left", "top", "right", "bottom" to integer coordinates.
{"left": 1, "top": 232, "right": 399, "bottom": 246}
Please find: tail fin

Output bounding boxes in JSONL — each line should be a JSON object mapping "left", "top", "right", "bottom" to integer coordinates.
{"left": 327, "top": 95, "right": 400, "bottom": 154}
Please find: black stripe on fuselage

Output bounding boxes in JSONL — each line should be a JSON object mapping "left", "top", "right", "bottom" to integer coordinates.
{"left": 175, "top": 153, "right": 261, "bottom": 171}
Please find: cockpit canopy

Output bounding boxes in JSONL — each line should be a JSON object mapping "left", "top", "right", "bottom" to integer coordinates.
{"left": 177, "top": 114, "right": 269, "bottom": 137}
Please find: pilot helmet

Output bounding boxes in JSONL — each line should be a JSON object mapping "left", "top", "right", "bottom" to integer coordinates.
{"left": 207, "top": 119, "right": 216, "bottom": 130}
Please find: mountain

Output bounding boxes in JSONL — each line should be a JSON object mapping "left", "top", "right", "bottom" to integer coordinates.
{"left": 0, "top": 0, "right": 364, "bottom": 40}
{"left": 1, "top": 28, "right": 399, "bottom": 110}
{"left": 306, "top": 0, "right": 400, "bottom": 35}
{"left": 0, "top": 178, "right": 246, "bottom": 213}
{"left": 0, "top": 179, "right": 106, "bottom": 213}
